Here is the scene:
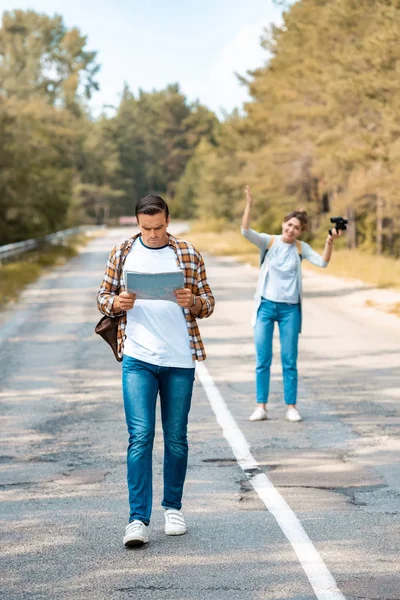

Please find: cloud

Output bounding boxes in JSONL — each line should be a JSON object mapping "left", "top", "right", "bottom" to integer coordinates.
{"left": 210, "top": 23, "right": 269, "bottom": 83}
{"left": 201, "top": 21, "right": 281, "bottom": 115}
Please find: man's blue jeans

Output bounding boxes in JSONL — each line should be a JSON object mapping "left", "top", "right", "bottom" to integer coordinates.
{"left": 254, "top": 298, "right": 300, "bottom": 405}
{"left": 122, "top": 355, "right": 195, "bottom": 525}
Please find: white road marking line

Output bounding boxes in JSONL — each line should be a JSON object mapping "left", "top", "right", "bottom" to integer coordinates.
{"left": 196, "top": 361, "right": 346, "bottom": 600}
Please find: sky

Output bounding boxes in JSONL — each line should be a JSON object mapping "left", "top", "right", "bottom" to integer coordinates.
{"left": 0, "top": 0, "right": 284, "bottom": 117}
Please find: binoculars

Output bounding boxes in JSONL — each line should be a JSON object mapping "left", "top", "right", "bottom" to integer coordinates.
{"left": 329, "top": 216, "right": 348, "bottom": 236}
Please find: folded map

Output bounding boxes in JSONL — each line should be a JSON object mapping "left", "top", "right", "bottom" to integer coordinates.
{"left": 124, "top": 270, "right": 184, "bottom": 302}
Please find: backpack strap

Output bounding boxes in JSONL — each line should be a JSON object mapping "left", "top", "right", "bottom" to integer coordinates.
{"left": 260, "top": 235, "right": 275, "bottom": 266}
{"left": 296, "top": 240, "right": 303, "bottom": 260}
{"left": 261, "top": 236, "right": 303, "bottom": 265}
{"left": 117, "top": 240, "right": 129, "bottom": 290}
{"left": 267, "top": 235, "right": 276, "bottom": 250}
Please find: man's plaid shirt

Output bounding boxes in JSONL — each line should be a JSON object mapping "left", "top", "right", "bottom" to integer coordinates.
{"left": 97, "top": 233, "right": 215, "bottom": 362}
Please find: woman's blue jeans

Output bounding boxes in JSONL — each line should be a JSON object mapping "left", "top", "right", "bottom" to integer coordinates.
{"left": 122, "top": 355, "right": 195, "bottom": 525}
{"left": 254, "top": 298, "right": 300, "bottom": 406}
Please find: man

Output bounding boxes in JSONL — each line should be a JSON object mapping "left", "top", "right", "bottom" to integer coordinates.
{"left": 97, "top": 195, "right": 215, "bottom": 547}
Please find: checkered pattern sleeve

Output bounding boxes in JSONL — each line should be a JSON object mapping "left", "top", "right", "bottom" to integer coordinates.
{"left": 173, "top": 238, "right": 215, "bottom": 362}
{"left": 195, "top": 252, "right": 215, "bottom": 319}
{"left": 97, "top": 243, "right": 125, "bottom": 317}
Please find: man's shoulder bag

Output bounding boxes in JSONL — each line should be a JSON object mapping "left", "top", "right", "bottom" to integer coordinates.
{"left": 95, "top": 241, "right": 128, "bottom": 362}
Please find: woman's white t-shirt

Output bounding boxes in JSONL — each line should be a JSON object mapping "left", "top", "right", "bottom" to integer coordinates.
{"left": 262, "top": 239, "right": 299, "bottom": 304}
{"left": 123, "top": 238, "right": 193, "bottom": 368}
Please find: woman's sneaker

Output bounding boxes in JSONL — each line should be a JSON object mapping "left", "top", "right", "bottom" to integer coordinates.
{"left": 286, "top": 406, "right": 302, "bottom": 422}
{"left": 249, "top": 406, "right": 268, "bottom": 421}
{"left": 123, "top": 520, "right": 149, "bottom": 547}
{"left": 164, "top": 509, "right": 187, "bottom": 536}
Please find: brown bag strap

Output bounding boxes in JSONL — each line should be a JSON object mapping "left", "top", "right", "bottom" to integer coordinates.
{"left": 117, "top": 240, "right": 129, "bottom": 291}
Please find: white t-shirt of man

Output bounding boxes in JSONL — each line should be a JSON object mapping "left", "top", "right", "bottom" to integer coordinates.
{"left": 123, "top": 237, "right": 193, "bottom": 368}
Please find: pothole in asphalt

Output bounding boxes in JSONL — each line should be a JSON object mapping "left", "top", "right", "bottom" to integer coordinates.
{"left": 237, "top": 479, "right": 252, "bottom": 494}
{"left": 201, "top": 460, "right": 280, "bottom": 476}
{"left": 0, "top": 455, "right": 15, "bottom": 464}
{"left": 118, "top": 585, "right": 255, "bottom": 593}
{"left": 202, "top": 458, "right": 237, "bottom": 467}
{"left": 27, "top": 456, "right": 58, "bottom": 463}
{"left": 277, "top": 483, "right": 388, "bottom": 508}
{"left": 55, "top": 468, "right": 110, "bottom": 485}
{"left": 0, "top": 481, "right": 36, "bottom": 489}
{"left": 341, "top": 575, "right": 400, "bottom": 599}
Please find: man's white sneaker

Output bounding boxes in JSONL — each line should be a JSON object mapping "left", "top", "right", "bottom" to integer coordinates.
{"left": 164, "top": 509, "right": 187, "bottom": 536}
{"left": 249, "top": 406, "right": 268, "bottom": 421}
{"left": 286, "top": 406, "right": 302, "bottom": 422}
{"left": 123, "top": 520, "right": 149, "bottom": 547}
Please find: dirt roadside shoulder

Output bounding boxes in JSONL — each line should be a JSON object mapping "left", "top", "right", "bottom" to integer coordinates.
{"left": 302, "top": 265, "right": 400, "bottom": 331}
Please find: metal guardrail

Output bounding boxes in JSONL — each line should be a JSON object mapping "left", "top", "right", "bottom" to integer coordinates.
{"left": 0, "top": 226, "right": 105, "bottom": 265}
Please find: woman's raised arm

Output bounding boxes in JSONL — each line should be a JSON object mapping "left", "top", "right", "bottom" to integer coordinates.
{"left": 242, "top": 185, "right": 253, "bottom": 231}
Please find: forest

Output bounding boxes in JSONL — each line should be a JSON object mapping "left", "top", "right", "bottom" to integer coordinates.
{"left": 1, "top": 0, "right": 400, "bottom": 257}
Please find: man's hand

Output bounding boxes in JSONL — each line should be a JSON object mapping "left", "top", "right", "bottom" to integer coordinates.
{"left": 114, "top": 291, "right": 136, "bottom": 313}
{"left": 175, "top": 288, "right": 194, "bottom": 309}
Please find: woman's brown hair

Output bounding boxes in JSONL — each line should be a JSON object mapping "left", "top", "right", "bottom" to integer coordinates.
{"left": 283, "top": 209, "right": 308, "bottom": 231}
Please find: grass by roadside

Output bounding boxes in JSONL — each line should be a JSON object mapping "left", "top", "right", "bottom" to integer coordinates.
{"left": 0, "top": 233, "right": 90, "bottom": 307}
{"left": 186, "top": 222, "right": 400, "bottom": 316}
{"left": 186, "top": 227, "right": 260, "bottom": 267}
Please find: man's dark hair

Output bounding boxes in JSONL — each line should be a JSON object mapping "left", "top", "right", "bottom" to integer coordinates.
{"left": 135, "top": 195, "right": 169, "bottom": 220}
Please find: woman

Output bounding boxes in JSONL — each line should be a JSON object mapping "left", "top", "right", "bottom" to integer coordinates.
{"left": 242, "top": 185, "right": 341, "bottom": 422}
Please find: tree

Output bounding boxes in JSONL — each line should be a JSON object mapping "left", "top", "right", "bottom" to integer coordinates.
{"left": 187, "top": 0, "right": 400, "bottom": 255}
{"left": 110, "top": 84, "right": 218, "bottom": 216}
{"left": 0, "top": 10, "right": 100, "bottom": 243}
{"left": 72, "top": 116, "right": 124, "bottom": 225}
{"left": 0, "top": 98, "right": 79, "bottom": 244}
{"left": 0, "top": 10, "right": 99, "bottom": 114}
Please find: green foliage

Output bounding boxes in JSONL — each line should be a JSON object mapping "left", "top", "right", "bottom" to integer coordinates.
{"left": 186, "top": 0, "right": 400, "bottom": 257}
{"left": 110, "top": 84, "right": 218, "bottom": 217}
{"left": 71, "top": 116, "right": 124, "bottom": 225}
{"left": 0, "top": 8, "right": 216, "bottom": 245}
{"left": 0, "top": 9, "right": 99, "bottom": 112}
{"left": 0, "top": 10, "right": 101, "bottom": 245}
{"left": 0, "top": 238, "right": 82, "bottom": 304}
{"left": 3, "top": 1, "right": 400, "bottom": 264}
{"left": 174, "top": 113, "right": 248, "bottom": 222}
{"left": 0, "top": 97, "right": 79, "bottom": 244}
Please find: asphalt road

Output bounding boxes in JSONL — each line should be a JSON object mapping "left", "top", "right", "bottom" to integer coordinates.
{"left": 1, "top": 225, "right": 399, "bottom": 600}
